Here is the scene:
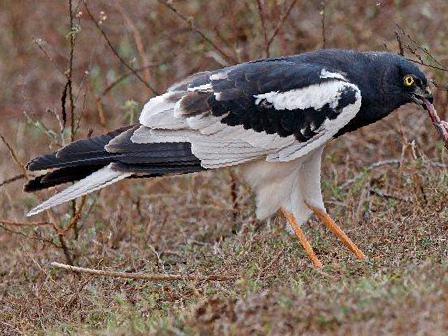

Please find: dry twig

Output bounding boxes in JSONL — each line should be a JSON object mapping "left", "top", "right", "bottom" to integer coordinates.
{"left": 115, "top": 1, "right": 153, "bottom": 84}
{"left": 0, "top": 133, "right": 28, "bottom": 177}
{"left": 255, "top": 0, "right": 270, "bottom": 57}
{"left": 0, "top": 224, "right": 61, "bottom": 248}
{"left": 0, "top": 219, "right": 52, "bottom": 227}
{"left": 50, "top": 262, "right": 235, "bottom": 282}
{"left": 64, "top": 0, "right": 77, "bottom": 141}
{"left": 340, "top": 158, "right": 447, "bottom": 190}
{"left": 266, "top": 0, "right": 298, "bottom": 55}
{"left": 157, "top": 0, "right": 237, "bottom": 64}
{"left": 95, "top": 64, "right": 158, "bottom": 125}
{"left": 320, "top": 1, "right": 327, "bottom": 48}
{"left": 0, "top": 173, "right": 26, "bottom": 188}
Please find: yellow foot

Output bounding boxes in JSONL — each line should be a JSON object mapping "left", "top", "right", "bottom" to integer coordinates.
{"left": 306, "top": 203, "right": 366, "bottom": 260}
{"left": 281, "top": 208, "right": 323, "bottom": 268}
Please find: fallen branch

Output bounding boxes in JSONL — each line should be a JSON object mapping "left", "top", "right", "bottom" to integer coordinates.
{"left": 50, "top": 262, "right": 235, "bottom": 282}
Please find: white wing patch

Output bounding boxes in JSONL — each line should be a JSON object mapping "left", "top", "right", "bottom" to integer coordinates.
{"left": 210, "top": 71, "right": 229, "bottom": 81}
{"left": 253, "top": 81, "right": 351, "bottom": 111}
{"left": 139, "top": 92, "right": 187, "bottom": 129}
{"left": 320, "top": 69, "right": 347, "bottom": 81}
{"left": 188, "top": 83, "right": 213, "bottom": 92}
{"left": 267, "top": 87, "right": 361, "bottom": 161}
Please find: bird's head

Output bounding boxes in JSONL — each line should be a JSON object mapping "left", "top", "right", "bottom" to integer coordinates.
{"left": 380, "top": 54, "right": 433, "bottom": 110}
{"left": 336, "top": 52, "right": 437, "bottom": 136}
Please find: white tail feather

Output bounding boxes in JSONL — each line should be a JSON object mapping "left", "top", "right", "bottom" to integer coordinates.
{"left": 27, "top": 164, "right": 132, "bottom": 216}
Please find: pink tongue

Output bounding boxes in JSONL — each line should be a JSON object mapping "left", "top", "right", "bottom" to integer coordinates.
{"left": 424, "top": 99, "right": 448, "bottom": 150}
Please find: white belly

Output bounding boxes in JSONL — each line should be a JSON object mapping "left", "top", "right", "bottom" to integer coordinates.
{"left": 240, "top": 146, "right": 325, "bottom": 224}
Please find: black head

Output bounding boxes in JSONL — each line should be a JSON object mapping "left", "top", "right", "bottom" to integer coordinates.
{"left": 335, "top": 51, "right": 434, "bottom": 136}
{"left": 378, "top": 53, "right": 433, "bottom": 108}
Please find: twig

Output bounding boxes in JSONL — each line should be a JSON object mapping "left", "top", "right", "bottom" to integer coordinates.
{"left": 229, "top": 169, "right": 239, "bottom": 221}
{"left": 115, "top": 1, "right": 152, "bottom": 84}
{"left": 68, "top": 0, "right": 76, "bottom": 141}
{"left": 320, "top": 1, "right": 327, "bottom": 49}
{"left": 340, "top": 158, "right": 447, "bottom": 190}
{"left": 50, "top": 262, "right": 235, "bottom": 282}
{"left": 339, "top": 159, "right": 401, "bottom": 190}
{"left": 100, "top": 65, "right": 158, "bottom": 98}
{"left": 406, "top": 58, "right": 448, "bottom": 74}
{"left": 394, "top": 31, "right": 404, "bottom": 56}
{"left": 396, "top": 24, "right": 446, "bottom": 69}
{"left": 0, "top": 219, "right": 52, "bottom": 227}
{"left": 394, "top": 24, "right": 448, "bottom": 74}
{"left": 0, "top": 174, "right": 26, "bottom": 188}
{"left": 0, "top": 133, "right": 28, "bottom": 177}
{"left": 83, "top": 1, "right": 159, "bottom": 94}
{"left": 157, "top": 0, "right": 237, "bottom": 64}
{"left": 57, "top": 235, "right": 74, "bottom": 266}
{"left": 63, "top": 195, "right": 87, "bottom": 239}
{"left": 95, "top": 64, "right": 157, "bottom": 126}
{"left": 255, "top": 0, "right": 269, "bottom": 57}
{"left": 369, "top": 188, "right": 409, "bottom": 202}
{"left": 266, "top": 0, "right": 298, "bottom": 55}
{"left": 33, "top": 38, "right": 66, "bottom": 79}
{"left": 0, "top": 224, "right": 61, "bottom": 248}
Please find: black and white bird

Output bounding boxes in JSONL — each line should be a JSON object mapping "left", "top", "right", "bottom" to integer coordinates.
{"left": 25, "top": 49, "right": 434, "bottom": 267}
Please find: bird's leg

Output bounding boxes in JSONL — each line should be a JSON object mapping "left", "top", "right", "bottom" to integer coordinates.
{"left": 281, "top": 208, "right": 323, "bottom": 268}
{"left": 306, "top": 203, "right": 366, "bottom": 260}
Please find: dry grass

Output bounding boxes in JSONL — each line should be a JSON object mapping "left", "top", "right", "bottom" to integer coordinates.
{"left": 0, "top": 1, "right": 448, "bottom": 335}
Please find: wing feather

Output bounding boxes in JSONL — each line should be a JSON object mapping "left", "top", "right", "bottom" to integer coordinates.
{"left": 125, "top": 60, "right": 362, "bottom": 168}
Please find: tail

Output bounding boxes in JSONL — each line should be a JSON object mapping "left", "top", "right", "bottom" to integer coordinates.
{"left": 26, "top": 164, "right": 131, "bottom": 216}
{"left": 26, "top": 125, "right": 202, "bottom": 216}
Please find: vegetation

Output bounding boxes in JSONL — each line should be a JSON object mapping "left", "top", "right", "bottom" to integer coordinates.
{"left": 0, "top": 1, "right": 447, "bottom": 335}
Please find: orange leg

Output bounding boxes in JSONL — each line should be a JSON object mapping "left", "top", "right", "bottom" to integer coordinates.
{"left": 281, "top": 208, "right": 323, "bottom": 268}
{"left": 306, "top": 203, "right": 366, "bottom": 260}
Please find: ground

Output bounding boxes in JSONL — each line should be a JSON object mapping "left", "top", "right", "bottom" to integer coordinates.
{"left": 0, "top": 1, "right": 447, "bottom": 335}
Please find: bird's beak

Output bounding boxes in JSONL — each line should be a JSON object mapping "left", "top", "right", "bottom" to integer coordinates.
{"left": 411, "top": 86, "right": 433, "bottom": 106}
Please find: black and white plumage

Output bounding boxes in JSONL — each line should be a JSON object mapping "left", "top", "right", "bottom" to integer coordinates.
{"left": 25, "top": 49, "right": 434, "bottom": 264}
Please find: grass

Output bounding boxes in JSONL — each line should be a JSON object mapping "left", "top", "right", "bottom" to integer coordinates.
{"left": 1, "top": 0, "right": 448, "bottom": 335}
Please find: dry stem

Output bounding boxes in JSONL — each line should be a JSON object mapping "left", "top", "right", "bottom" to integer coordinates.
{"left": 83, "top": 1, "right": 159, "bottom": 95}
{"left": 50, "top": 262, "right": 235, "bottom": 282}
{"left": 157, "top": 0, "right": 237, "bottom": 64}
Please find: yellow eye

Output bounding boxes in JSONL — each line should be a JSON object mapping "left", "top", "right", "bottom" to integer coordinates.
{"left": 403, "top": 75, "right": 415, "bottom": 87}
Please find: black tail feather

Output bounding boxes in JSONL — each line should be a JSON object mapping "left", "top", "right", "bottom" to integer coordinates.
{"left": 25, "top": 125, "right": 204, "bottom": 192}
{"left": 24, "top": 165, "right": 104, "bottom": 192}
{"left": 27, "top": 126, "right": 133, "bottom": 171}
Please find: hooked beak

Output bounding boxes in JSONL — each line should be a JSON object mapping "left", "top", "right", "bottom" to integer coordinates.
{"left": 411, "top": 86, "right": 433, "bottom": 106}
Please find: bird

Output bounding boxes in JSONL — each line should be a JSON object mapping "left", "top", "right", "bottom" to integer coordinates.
{"left": 25, "top": 49, "right": 434, "bottom": 268}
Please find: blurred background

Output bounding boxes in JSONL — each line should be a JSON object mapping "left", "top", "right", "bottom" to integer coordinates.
{"left": 0, "top": 1, "right": 447, "bottom": 335}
